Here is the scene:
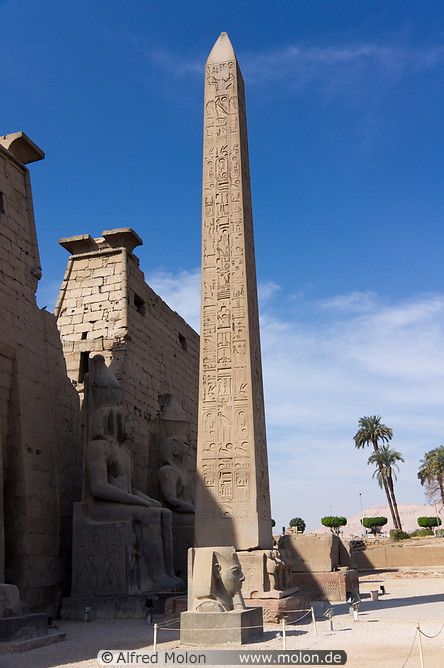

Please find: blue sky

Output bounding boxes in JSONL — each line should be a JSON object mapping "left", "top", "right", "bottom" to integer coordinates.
{"left": 2, "top": 1, "right": 444, "bottom": 529}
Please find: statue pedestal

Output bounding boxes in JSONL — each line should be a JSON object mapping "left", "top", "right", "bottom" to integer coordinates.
{"left": 180, "top": 608, "right": 263, "bottom": 646}
{"left": 172, "top": 513, "right": 194, "bottom": 582}
{"left": 61, "top": 502, "right": 183, "bottom": 620}
{"left": 0, "top": 585, "right": 65, "bottom": 652}
{"left": 237, "top": 550, "right": 303, "bottom": 623}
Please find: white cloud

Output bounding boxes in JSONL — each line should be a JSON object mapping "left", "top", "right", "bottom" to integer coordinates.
{"left": 147, "top": 268, "right": 201, "bottom": 331}
{"left": 139, "top": 40, "right": 444, "bottom": 93}
{"left": 147, "top": 269, "right": 444, "bottom": 530}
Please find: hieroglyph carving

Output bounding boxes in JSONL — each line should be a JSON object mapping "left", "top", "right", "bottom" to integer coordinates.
{"left": 196, "top": 35, "right": 272, "bottom": 550}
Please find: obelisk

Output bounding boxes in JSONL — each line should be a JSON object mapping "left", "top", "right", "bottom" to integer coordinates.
{"left": 195, "top": 32, "right": 272, "bottom": 551}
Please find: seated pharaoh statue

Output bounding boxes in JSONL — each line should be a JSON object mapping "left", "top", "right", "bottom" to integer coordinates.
{"left": 157, "top": 393, "right": 195, "bottom": 580}
{"left": 158, "top": 436, "right": 195, "bottom": 514}
{"left": 63, "top": 356, "right": 182, "bottom": 620}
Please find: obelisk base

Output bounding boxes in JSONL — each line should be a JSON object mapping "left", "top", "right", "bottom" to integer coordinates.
{"left": 180, "top": 608, "right": 263, "bottom": 646}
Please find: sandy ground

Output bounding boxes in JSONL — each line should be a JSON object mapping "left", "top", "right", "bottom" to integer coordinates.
{"left": 1, "top": 573, "right": 443, "bottom": 668}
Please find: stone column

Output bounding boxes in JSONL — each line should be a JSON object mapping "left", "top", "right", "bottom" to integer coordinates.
{"left": 195, "top": 32, "right": 272, "bottom": 552}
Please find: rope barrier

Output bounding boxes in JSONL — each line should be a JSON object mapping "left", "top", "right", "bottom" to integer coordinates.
{"left": 400, "top": 627, "right": 418, "bottom": 668}
{"left": 418, "top": 623, "right": 444, "bottom": 639}
{"left": 286, "top": 610, "right": 313, "bottom": 624}
{"left": 158, "top": 616, "right": 181, "bottom": 628}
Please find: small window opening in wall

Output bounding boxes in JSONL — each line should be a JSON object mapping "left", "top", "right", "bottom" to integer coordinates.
{"left": 81, "top": 331, "right": 88, "bottom": 340}
{"left": 178, "top": 333, "right": 187, "bottom": 351}
{"left": 78, "top": 351, "right": 90, "bottom": 383}
{"left": 0, "top": 192, "right": 5, "bottom": 214}
{"left": 134, "top": 293, "right": 145, "bottom": 315}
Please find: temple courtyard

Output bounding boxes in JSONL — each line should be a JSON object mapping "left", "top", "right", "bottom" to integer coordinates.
{"left": 0, "top": 571, "right": 442, "bottom": 668}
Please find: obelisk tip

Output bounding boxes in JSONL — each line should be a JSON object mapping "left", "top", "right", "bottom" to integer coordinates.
{"left": 206, "top": 32, "right": 236, "bottom": 64}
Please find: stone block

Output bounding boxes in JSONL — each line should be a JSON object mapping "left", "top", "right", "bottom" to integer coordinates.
{"left": 0, "top": 613, "right": 48, "bottom": 642}
{"left": 244, "top": 592, "right": 305, "bottom": 624}
{"left": 291, "top": 569, "right": 359, "bottom": 603}
{"left": 0, "top": 585, "right": 22, "bottom": 617}
{"left": 180, "top": 607, "right": 263, "bottom": 646}
{"left": 279, "top": 533, "right": 340, "bottom": 572}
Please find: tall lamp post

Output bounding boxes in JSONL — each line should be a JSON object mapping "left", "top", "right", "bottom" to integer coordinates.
{"left": 359, "top": 492, "right": 364, "bottom": 535}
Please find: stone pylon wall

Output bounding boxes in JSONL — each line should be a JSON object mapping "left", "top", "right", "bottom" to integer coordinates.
{"left": 56, "top": 231, "right": 199, "bottom": 500}
{"left": 0, "top": 134, "right": 81, "bottom": 612}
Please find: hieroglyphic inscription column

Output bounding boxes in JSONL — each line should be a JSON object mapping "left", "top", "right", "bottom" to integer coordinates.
{"left": 195, "top": 33, "right": 272, "bottom": 550}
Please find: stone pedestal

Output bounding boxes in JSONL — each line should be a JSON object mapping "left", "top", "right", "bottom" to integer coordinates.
{"left": 0, "top": 584, "right": 65, "bottom": 652}
{"left": 243, "top": 593, "right": 304, "bottom": 624}
{"left": 61, "top": 502, "right": 181, "bottom": 620}
{"left": 172, "top": 513, "right": 194, "bottom": 581}
{"left": 61, "top": 594, "right": 152, "bottom": 621}
{"left": 237, "top": 550, "right": 301, "bottom": 622}
{"left": 279, "top": 533, "right": 340, "bottom": 572}
{"left": 180, "top": 608, "right": 263, "bottom": 646}
{"left": 292, "top": 569, "right": 359, "bottom": 603}
{"left": 0, "top": 613, "right": 49, "bottom": 642}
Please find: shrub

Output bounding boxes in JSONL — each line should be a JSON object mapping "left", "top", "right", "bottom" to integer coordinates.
{"left": 361, "top": 517, "right": 388, "bottom": 535}
{"left": 435, "top": 528, "right": 444, "bottom": 537}
{"left": 289, "top": 517, "right": 306, "bottom": 533}
{"left": 417, "top": 517, "right": 442, "bottom": 528}
{"left": 390, "top": 529, "right": 410, "bottom": 541}
{"left": 320, "top": 516, "right": 347, "bottom": 535}
{"left": 410, "top": 528, "right": 434, "bottom": 538}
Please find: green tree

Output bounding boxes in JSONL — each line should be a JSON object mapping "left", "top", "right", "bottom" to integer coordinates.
{"left": 321, "top": 516, "right": 347, "bottom": 535}
{"left": 361, "top": 516, "right": 388, "bottom": 535}
{"left": 289, "top": 517, "right": 306, "bottom": 533}
{"left": 418, "top": 446, "right": 444, "bottom": 505}
{"left": 353, "top": 415, "right": 400, "bottom": 529}
{"left": 417, "top": 516, "right": 442, "bottom": 528}
{"left": 368, "top": 445, "right": 404, "bottom": 531}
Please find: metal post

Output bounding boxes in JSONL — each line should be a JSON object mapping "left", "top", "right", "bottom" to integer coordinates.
{"left": 153, "top": 622, "right": 158, "bottom": 652}
{"left": 417, "top": 624, "right": 424, "bottom": 668}
{"left": 282, "top": 617, "right": 286, "bottom": 650}
{"left": 311, "top": 607, "right": 317, "bottom": 636}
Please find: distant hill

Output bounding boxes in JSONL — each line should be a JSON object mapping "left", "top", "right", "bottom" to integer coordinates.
{"left": 314, "top": 503, "right": 443, "bottom": 536}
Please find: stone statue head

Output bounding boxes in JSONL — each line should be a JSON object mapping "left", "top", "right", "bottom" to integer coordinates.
{"left": 86, "top": 355, "right": 123, "bottom": 411}
{"left": 91, "top": 406, "right": 127, "bottom": 444}
{"left": 159, "top": 393, "right": 190, "bottom": 438}
{"left": 190, "top": 546, "right": 246, "bottom": 612}
{"left": 161, "top": 436, "right": 187, "bottom": 465}
{"left": 214, "top": 550, "right": 245, "bottom": 600}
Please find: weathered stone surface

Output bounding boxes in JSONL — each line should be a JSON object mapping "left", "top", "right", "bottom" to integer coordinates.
{"left": 195, "top": 31, "right": 272, "bottom": 551}
{"left": 158, "top": 395, "right": 195, "bottom": 580}
{"left": 0, "top": 132, "right": 44, "bottom": 164}
{"left": 0, "top": 134, "right": 80, "bottom": 611}
{"left": 56, "top": 228, "right": 199, "bottom": 518}
{"left": 291, "top": 569, "right": 359, "bottom": 603}
{"left": 62, "top": 356, "right": 182, "bottom": 619}
{"left": 351, "top": 538, "right": 444, "bottom": 569}
{"left": 243, "top": 593, "right": 305, "bottom": 624}
{"left": 180, "top": 608, "right": 263, "bottom": 646}
{"left": 187, "top": 546, "right": 246, "bottom": 612}
{"left": 278, "top": 533, "right": 340, "bottom": 573}
{"left": 0, "top": 585, "right": 22, "bottom": 617}
{"left": 238, "top": 550, "right": 296, "bottom": 598}
{"left": 0, "top": 613, "right": 48, "bottom": 642}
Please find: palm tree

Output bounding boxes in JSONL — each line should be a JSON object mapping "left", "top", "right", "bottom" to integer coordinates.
{"left": 418, "top": 446, "right": 444, "bottom": 505}
{"left": 368, "top": 446, "right": 404, "bottom": 530}
{"left": 353, "top": 415, "right": 400, "bottom": 529}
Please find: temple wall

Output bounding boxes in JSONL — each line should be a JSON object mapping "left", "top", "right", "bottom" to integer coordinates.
{"left": 351, "top": 538, "right": 444, "bottom": 569}
{"left": 56, "top": 232, "right": 199, "bottom": 500}
{"left": 0, "top": 138, "right": 81, "bottom": 611}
